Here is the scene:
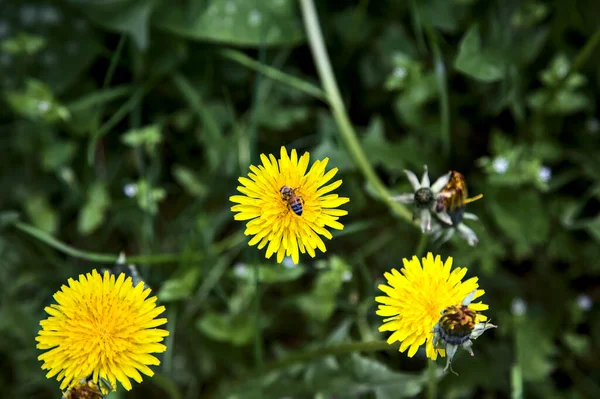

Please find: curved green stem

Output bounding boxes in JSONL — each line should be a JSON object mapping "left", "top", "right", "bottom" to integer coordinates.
{"left": 299, "top": 0, "right": 413, "bottom": 224}
{"left": 14, "top": 221, "right": 245, "bottom": 264}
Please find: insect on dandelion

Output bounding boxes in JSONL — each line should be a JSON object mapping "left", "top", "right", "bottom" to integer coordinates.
{"left": 36, "top": 269, "right": 169, "bottom": 392}
{"left": 230, "top": 146, "right": 350, "bottom": 264}
{"left": 375, "top": 253, "right": 496, "bottom": 373}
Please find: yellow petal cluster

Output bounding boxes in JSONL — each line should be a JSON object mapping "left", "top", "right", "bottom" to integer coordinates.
{"left": 230, "top": 146, "right": 349, "bottom": 264}
{"left": 375, "top": 253, "right": 488, "bottom": 359}
{"left": 36, "top": 269, "right": 169, "bottom": 391}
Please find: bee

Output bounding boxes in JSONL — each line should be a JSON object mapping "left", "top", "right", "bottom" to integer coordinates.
{"left": 280, "top": 185, "right": 304, "bottom": 216}
{"left": 62, "top": 376, "right": 112, "bottom": 399}
{"left": 435, "top": 171, "right": 483, "bottom": 214}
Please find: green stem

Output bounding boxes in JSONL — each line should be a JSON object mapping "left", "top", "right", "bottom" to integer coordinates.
{"left": 511, "top": 363, "right": 523, "bottom": 399}
{"left": 253, "top": 263, "right": 264, "bottom": 380}
{"left": 427, "top": 359, "right": 438, "bottom": 399}
{"left": 298, "top": 0, "right": 413, "bottom": 224}
{"left": 415, "top": 234, "right": 429, "bottom": 257}
{"left": 511, "top": 314, "right": 524, "bottom": 399}
{"left": 14, "top": 221, "right": 244, "bottom": 264}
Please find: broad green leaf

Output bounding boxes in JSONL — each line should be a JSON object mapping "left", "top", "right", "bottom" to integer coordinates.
{"left": 488, "top": 188, "right": 549, "bottom": 257}
{"left": 24, "top": 195, "right": 58, "bottom": 234}
{"left": 197, "top": 311, "right": 255, "bottom": 346}
{"left": 297, "top": 257, "right": 351, "bottom": 322}
{"left": 67, "top": 0, "right": 154, "bottom": 49}
{"left": 516, "top": 316, "right": 556, "bottom": 381}
{"left": 41, "top": 141, "right": 77, "bottom": 172}
{"left": 454, "top": 24, "right": 505, "bottom": 82}
{"left": 158, "top": 268, "right": 201, "bottom": 302}
{"left": 78, "top": 183, "right": 111, "bottom": 235}
{"left": 153, "top": 0, "right": 304, "bottom": 47}
{"left": 172, "top": 165, "right": 208, "bottom": 197}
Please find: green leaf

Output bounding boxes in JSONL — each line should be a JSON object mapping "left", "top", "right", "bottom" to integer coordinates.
{"left": 527, "top": 89, "right": 590, "bottom": 115}
{"left": 197, "top": 311, "right": 255, "bottom": 346}
{"left": 153, "top": 0, "right": 304, "bottom": 47}
{"left": 158, "top": 268, "right": 201, "bottom": 302}
{"left": 78, "top": 183, "right": 111, "bottom": 235}
{"left": 343, "top": 354, "right": 427, "bottom": 399}
{"left": 131, "top": 179, "right": 166, "bottom": 215}
{"left": 454, "top": 24, "right": 505, "bottom": 82}
{"left": 488, "top": 188, "right": 550, "bottom": 257}
{"left": 67, "top": 0, "right": 155, "bottom": 50}
{"left": 1, "top": 32, "right": 46, "bottom": 55}
{"left": 24, "top": 195, "right": 59, "bottom": 234}
{"left": 516, "top": 316, "right": 556, "bottom": 381}
{"left": 121, "top": 125, "right": 162, "bottom": 155}
{"left": 5, "top": 79, "right": 70, "bottom": 123}
{"left": 297, "top": 257, "right": 351, "bottom": 322}
{"left": 172, "top": 165, "right": 208, "bottom": 198}
{"left": 41, "top": 141, "right": 77, "bottom": 172}
{"left": 231, "top": 263, "right": 305, "bottom": 283}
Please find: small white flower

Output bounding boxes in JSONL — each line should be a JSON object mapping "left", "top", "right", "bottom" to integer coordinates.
{"left": 576, "top": 294, "right": 592, "bottom": 311}
{"left": 233, "top": 263, "right": 248, "bottom": 278}
{"left": 123, "top": 183, "right": 138, "bottom": 197}
{"left": 393, "top": 67, "right": 407, "bottom": 79}
{"left": 248, "top": 10, "right": 262, "bottom": 26}
{"left": 38, "top": 101, "right": 50, "bottom": 113}
{"left": 538, "top": 166, "right": 552, "bottom": 182}
{"left": 492, "top": 157, "right": 509, "bottom": 174}
{"left": 511, "top": 298, "right": 527, "bottom": 316}
{"left": 342, "top": 270, "right": 353, "bottom": 282}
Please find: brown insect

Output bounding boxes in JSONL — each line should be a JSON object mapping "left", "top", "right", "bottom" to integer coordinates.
{"left": 435, "top": 171, "right": 483, "bottom": 213}
{"left": 280, "top": 185, "right": 304, "bottom": 216}
{"left": 62, "top": 377, "right": 112, "bottom": 399}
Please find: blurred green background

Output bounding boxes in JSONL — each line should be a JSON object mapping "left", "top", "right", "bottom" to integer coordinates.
{"left": 1, "top": 0, "right": 599, "bottom": 398}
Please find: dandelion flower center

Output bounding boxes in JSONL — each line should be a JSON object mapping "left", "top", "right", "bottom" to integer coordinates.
{"left": 230, "top": 146, "right": 350, "bottom": 264}
{"left": 375, "top": 253, "right": 488, "bottom": 360}
{"left": 36, "top": 269, "right": 169, "bottom": 392}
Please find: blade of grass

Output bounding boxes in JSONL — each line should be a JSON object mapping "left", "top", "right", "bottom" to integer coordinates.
{"left": 172, "top": 73, "right": 222, "bottom": 146}
{"left": 87, "top": 35, "right": 127, "bottom": 165}
{"left": 219, "top": 48, "right": 327, "bottom": 102}
{"left": 87, "top": 82, "right": 155, "bottom": 164}
{"left": 425, "top": 25, "right": 450, "bottom": 157}
{"left": 299, "top": 0, "right": 413, "bottom": 224}
{"left": 67, "top": 85, "right": 135, "bottom": 112}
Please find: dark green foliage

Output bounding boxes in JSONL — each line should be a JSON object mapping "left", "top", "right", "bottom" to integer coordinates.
{"left": 1, "top": 0, "right": 600, "bottom": 398}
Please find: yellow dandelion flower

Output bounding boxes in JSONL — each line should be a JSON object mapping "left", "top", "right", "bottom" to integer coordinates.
{"left": 230, "top": 146, "right": 350, "bottom": 264}
{"left": 375, "top": 253, "right": 489, "bottom": 361}
{"left": 36, "top": 269, "right": 169, "bottom": 392}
